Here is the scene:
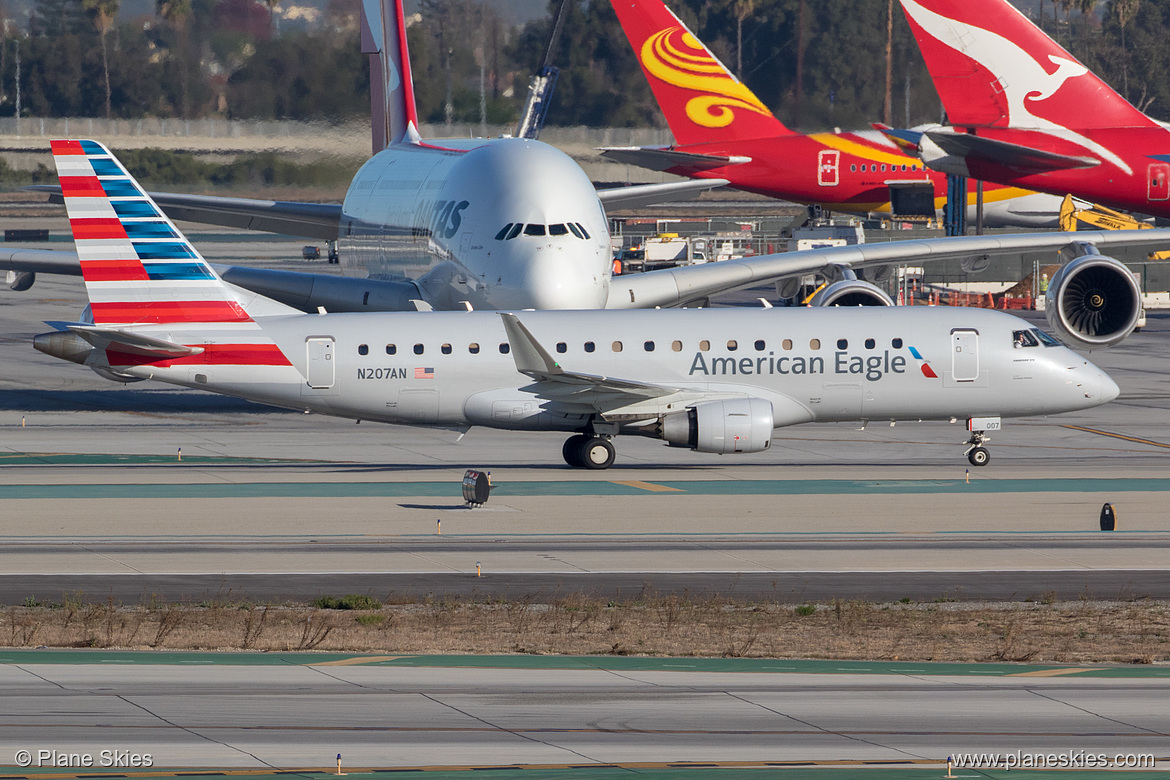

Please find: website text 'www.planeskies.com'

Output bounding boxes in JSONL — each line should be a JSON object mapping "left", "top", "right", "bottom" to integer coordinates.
{"left": 950, "top": 751, "right": 1157, "bottom": 770}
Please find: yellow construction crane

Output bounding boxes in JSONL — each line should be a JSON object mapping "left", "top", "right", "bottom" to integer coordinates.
{"left": 1058, "top": 194, "right": 1170, "bottom": 259}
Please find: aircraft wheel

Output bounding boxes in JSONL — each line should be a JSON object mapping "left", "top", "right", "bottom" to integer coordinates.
{"left": 967, "top": 447, "right": 990, "bottom": 467}
{"left": 580, "top": 437, "right": 616, "bottom": 470}
{"left": 562, "top": 434, "right": 589, "bottom": 468}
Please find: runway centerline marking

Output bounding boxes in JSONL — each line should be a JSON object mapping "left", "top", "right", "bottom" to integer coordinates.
{"left": 1063, "top": 425, "right": 1170, "bottom": 449}
{"left": 609, "top": 480, "right": 684, "bottom": 492}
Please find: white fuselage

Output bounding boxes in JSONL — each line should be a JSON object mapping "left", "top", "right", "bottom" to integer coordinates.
{"left": 338, "top": 138, "right": 612, "bottom": 310}
{"left": 103, "top": 307, "right": 1116, "bottom": 438}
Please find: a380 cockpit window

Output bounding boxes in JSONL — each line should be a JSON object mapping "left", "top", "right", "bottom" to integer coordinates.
{"left": 1031, "top": 328, "right": 1061, "bottom": 347}
{"left": 549, "top": 224, "right": 569, "bottom": 236}
{"left": 524, "top": 224, "right": 547, "bottom": 236}
{"left": 495, "top": 224, "right": 523, "bottom": 240}
{"left": 1013, "top": 330, "right": 1040, "bottom": 348}
{"left": 568, "top": 223, "right": 584, "bottom": 239}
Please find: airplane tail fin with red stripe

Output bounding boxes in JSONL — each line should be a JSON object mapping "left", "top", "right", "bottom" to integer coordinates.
{"left": 362, "top": 0, "right": 420, "bottom": 152}
{"left": 610, "top": 0, "right": 793, "bottom": 147}
{"left": 899, "top": 0, "right": 1156, "bottom": 130}
{"left": 51, "top": 139, "right": 297, "bottom": 330}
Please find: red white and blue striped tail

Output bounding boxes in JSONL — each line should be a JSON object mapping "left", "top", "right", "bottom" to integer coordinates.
{"left": 51, "top": 139, "right": 292, "bottom": 327}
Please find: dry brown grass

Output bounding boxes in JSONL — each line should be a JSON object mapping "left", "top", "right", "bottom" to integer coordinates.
{"left": 2, "top": 593, "right": 1169, "bottom": 663}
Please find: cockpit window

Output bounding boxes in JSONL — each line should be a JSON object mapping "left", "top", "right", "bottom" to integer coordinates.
{"left": 567, "top": 223, "right": 584, "bottom": 239}
{"left": 524, "top": 224, "right": 546, "bottom": 236}
{"left": 576, "top": 223, "right": 591, "bottom": 239}
{"left": 1013, "top": 330, "right": 1039, "bottom": 348}
{"left": 494, "top": 224, "right": 513, "bottom": 241}
{"left": 549, "top": 223, "right": 569, "bottom": 236}
{"left": 506, "top": 223, "right": 523, "bottom": 240}
{"left": 1031, "top": 328, "right": 1061, "bottom": 347}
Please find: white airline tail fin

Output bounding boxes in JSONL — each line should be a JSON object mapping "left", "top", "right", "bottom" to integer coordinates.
{"left": 362, "top": 0, "right": 421, "bottom": 152}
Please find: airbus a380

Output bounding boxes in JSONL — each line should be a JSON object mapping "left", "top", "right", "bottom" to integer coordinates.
{"left": 35, "top": 140, "right": 1122, "bottom": 469}
{"left": 893, "top": 0, "right": 1170, "bottom": 219}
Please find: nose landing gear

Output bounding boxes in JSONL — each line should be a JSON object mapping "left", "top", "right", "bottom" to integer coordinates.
{"left": 562, "top": 434, "right": 616, "bottom": 469}
{"left": 965, "top": 430, "right": 991, "bottom": 466}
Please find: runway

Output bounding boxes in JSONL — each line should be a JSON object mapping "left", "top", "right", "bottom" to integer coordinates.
{"left": 3, "top": 235, "right": 1170, "bottom": 603}
{"left": 1, "top": 652, "right": 1168, "bottom": 771}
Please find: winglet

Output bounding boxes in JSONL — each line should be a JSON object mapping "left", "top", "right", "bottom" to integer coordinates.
{"left": 500, "top": 313, "right": 562, "bottom": 378}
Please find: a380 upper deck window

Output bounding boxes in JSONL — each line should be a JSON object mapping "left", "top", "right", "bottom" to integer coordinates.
{"left": 524, "top": 224, "right": 547, "bottom": 237}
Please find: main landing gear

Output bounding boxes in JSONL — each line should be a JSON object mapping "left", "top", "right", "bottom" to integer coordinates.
{"left": 965, "top": 430, "right": 991, "bottom": 467}
{"left": 562, "top": 434, "right": 616, "bottom": 470}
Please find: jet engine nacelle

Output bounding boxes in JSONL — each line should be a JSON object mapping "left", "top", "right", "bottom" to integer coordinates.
{"left": 1045, "top": 250, "right": 1141, "bottom": 349}
{"left": 807, "top": 280, "right": 893, "bottom": 307}
{"left": 660, "top": 397, "right": 774, "bottom": 454}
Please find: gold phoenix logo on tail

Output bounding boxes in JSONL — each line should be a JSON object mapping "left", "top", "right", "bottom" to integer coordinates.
{"left": 641, "top": 26, "right": 772, "bottom": 128}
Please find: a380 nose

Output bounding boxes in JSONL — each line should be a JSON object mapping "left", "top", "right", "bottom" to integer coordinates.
{"left": 520, "top": 250, "right": 609, "bottom": 310}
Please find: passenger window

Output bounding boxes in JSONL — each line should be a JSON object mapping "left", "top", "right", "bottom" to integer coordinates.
{"left": 358, "top": 344, "right": 369, "bottom": 356}
{"left": 837, "top": 339, "right": 847, "bottom": 350}
{"left": 644, "top": 341, "right": 655, "bottom": 352}
{"left": 441, "top": 343, "right": 452, "bottom": 355}
{"left": 850, "top": 164, "right": 857, "bottom": 172}
{"left": 469, "top": 343, "right": 480, "bottom": 354}
{"left": 1013, "top": 330, "right": 1039, "bottom": 348}
{"left": 568, "top": 223, "right": 583, "bottom": 239}
{"left": 892, "top": 338, "right": 903, "bottom": 349}
{"left": 727, "top": 340, "right": 738, "bottom": 351}
{"left": 881, "top": 164, "right": 887, "bottom": 172}
{"left": 584, "top": 341, "right": 595, "bottom": 353}
{"left": 754, "top": 340, "right": 765, "bottom": 351}
{"left": 612, "top": 341, "right": 623, "bottom": 353}
{"left": 699, "top": 340, "right": 710, "bottom": 352}
{"left": 499, "top": 343, "right": 510, "bottom": 354}
{"left": 386, "top": 344, "right": 397, "bottom": 355}
{"left": 414, "top": 344, "right": 424, "bottom": 355}
{"left": 506, "top": 224, "right": 523, "bottom": 240}
{"left": 549, "top": 224, "right": 569, "bottom": 236}
{"left": 577, "top": 223, "right": 591, "bottom": 239}
{"left": 672, "top": 340, "right": 682, "bottom": 352}
{"left": 494, "top": 224, "right": 512, "bottom": 241}
{"left": 865, "top": 338, "right": 876, "bottom": 349}
{"left": 782, "top": 339, "right": 793, "bottom": 350}
{"left": 524, "top": 224, "right": 546, "bottom": 236}
{"left": 809, "top": 339, "right": 821, "bottom": 350}
{"left": 556, "top": 342, "right": 567, "bottom": 353}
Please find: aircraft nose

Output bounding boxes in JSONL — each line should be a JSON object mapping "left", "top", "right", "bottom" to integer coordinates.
{"left": 521, "top": 249, "right": 608, "bottom": 309}
{"left": 1077, "top": 362, "right": 1119, "bottom": 404}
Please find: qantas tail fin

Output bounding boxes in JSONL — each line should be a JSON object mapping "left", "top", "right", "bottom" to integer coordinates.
{"left": 51, "top": 139, "right": 297, "bottom": 329}
{"left": 362, "top": 0, "right": 420, "bottom": 152}
{"left": 899, "top": 0, "right": 1156, "bottom": 130}
{"left": 610, "top": 0, "right": 793, "bottom": 146}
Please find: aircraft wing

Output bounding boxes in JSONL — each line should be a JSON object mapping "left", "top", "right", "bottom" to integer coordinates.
{"left": 28, "top": 186, "right": 342, "bottom": 239}
{"left": 600, "top": 146, "right": 750, "bottom": 173}
{"left": 0, "top": 248, "right": 82, "bottom": 276}
{"left": 924, "top": 131, "right": 1100, "bottom": 173}
{"left": 607, "top": 229, "right": 1170, "bottom": 309}
{"left": 501, "top": 312, "right": 678, "bottom": 410}
{"left": 596, "top": 178, "right": 729, "bottom": 210}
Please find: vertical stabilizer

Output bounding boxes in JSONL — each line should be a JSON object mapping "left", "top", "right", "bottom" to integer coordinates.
{"left": 51, "top": 139, "right": 296, "bottom": 331}
{"left": 362, "top": 0, "right": 421, "bottom": 152}
{"left": 610, "top": 0, "right": 793, "bottom": 146}
{"left": 899, "top": 0, "right": 1156, "bottom": 131}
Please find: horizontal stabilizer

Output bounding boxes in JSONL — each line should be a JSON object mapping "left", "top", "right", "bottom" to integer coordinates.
{"left": 600, "top": 146, "right": 750, "bottom": 173}
{"left": 29, "top": 185, "right": 342, "bottom": 240}
{"left": 925, "top": 131, "right": 1100, "bottom": 173}
{"left": 596, "top": 178, "right": 729, "bottom": 211}
{"left": 68, "top": 324, "right": 204, "bottom": 358}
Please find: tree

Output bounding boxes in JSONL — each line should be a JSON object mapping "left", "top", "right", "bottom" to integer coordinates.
{"left": 81, "top": 0, "right": 118, "bottom": 117}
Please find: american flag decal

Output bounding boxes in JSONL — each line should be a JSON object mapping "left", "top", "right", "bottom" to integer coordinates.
{"left": 415, "top": 367, "right": 434, "bottom": 379}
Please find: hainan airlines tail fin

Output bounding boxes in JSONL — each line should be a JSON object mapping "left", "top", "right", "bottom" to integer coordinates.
{"left": 362, "top": 0, "right": 420, "bottom": 152}
{"left": 899, "top": 0, "right": 1156, "bottom": 130}
{"left": 50, "top": 139, "right": 298, "bottom": 329}
{"left": 610, "top": 0, "right": 793, "bottom": 146}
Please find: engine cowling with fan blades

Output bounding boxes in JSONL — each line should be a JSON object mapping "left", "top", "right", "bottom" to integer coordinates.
{"left": 806, "top": 279, "right": 893, "bottom": 307}
{"left": 1044, "top": 247, "right": 1141, "bottom": 349}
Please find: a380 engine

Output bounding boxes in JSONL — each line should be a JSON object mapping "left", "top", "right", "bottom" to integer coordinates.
{"left": 1045, "top": 244, "right": 1142, "bottom": 349}
{"left": 659, "top": 397, "right": 774, "bottom": 454}
{"left": 806, "top": 279, "right": 893, "bottom": 307}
